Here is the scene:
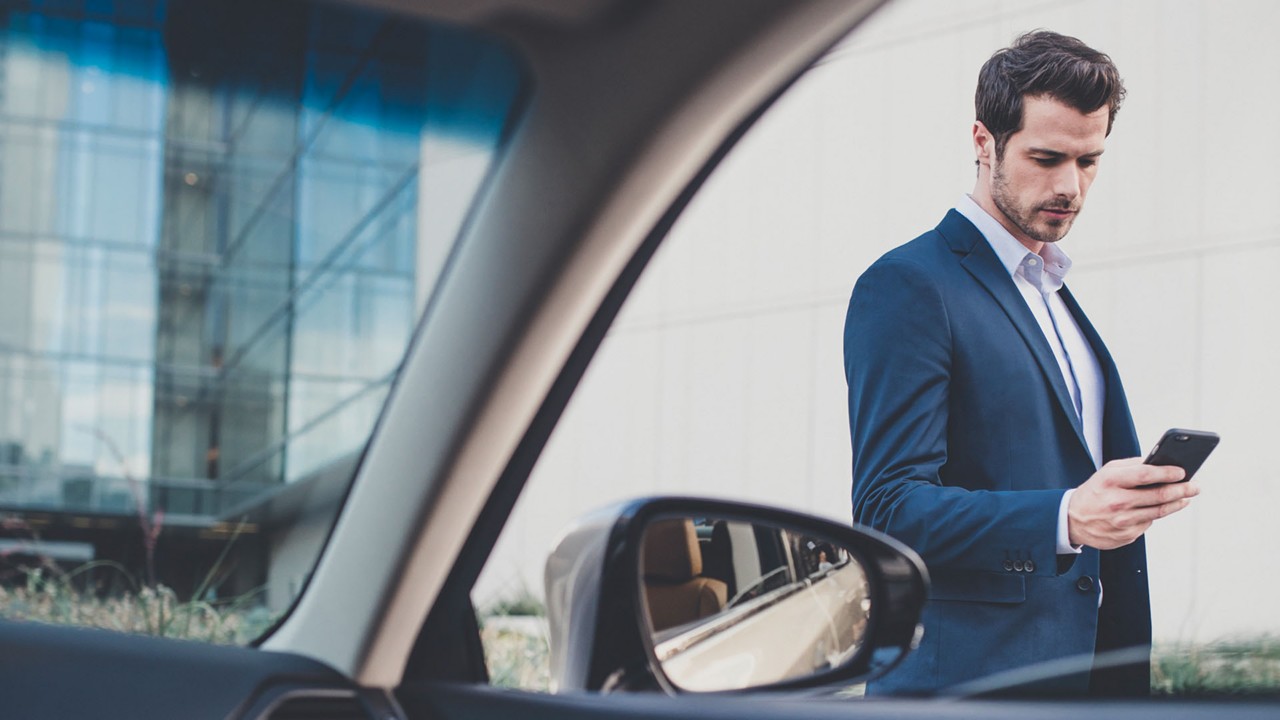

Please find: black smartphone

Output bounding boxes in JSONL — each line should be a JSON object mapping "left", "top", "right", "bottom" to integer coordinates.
{"left": 1143, "top": 428, "right": 1220, "bottom": 482}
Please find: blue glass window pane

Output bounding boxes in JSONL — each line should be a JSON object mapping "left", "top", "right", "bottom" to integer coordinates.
{"left": 0, "top": 0, "right": 525, "bottom": 643}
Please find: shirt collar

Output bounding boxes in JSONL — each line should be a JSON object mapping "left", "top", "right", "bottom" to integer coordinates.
{"left": 954, "top": 194, "right": 1073, "bottom": 291}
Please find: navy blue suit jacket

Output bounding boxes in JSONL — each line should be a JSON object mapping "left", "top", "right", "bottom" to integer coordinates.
{"left": 844, "top": 211, "right": 1150, "bottom": 695}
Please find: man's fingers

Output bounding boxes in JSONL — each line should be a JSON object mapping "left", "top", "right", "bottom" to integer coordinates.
{"left": 1074, "top": 459, "right": 1199, "bottom": 549}
{"left": 1120, "top": 497, "right": 1193, "bottom": 526}
{"left": 1153, "top": 497, "right": 1192, "bottom": 520}
{"left": 1131, "top": 480, "right": 1200, "bottom": 508}
{"left": 1110, "top": 462, "right": 1186, "bottom": 488}
{"left": 1105, "top": 457, "right": 1145, "bottom": 468}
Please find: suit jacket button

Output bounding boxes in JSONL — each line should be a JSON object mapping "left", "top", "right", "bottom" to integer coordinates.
{"left": 1013, "top": 561, "right": 1024, "bottom": 572}
{"left": 1024, "top": 560, "right": 1035, "bottom": 573}
{"left": 1003, "top": 560, "right": 1014, "bottom": 571}
{"left": 1076, "top": 576, "right": 1095, "bottom": 592}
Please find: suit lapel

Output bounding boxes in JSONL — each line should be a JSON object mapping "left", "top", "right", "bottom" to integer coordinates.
{"left": 1058, "top": 286, "right": 1141, "bottom": 460}
{"left": 937, "top": 211, "right": 1091, "bottom": 456}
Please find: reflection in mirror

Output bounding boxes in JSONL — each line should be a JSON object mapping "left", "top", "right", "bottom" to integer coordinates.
{"left": 638, "top": 515, "right": 872, "bottom": 692}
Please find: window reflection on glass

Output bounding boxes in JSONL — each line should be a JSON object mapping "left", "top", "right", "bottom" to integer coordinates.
{"left": 0, "top": 0, "right": 524, "bottom": 643}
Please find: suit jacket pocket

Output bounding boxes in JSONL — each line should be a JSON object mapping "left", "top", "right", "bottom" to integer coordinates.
{"left": 929, "top": 571, "right": 1026, "bottom": 604}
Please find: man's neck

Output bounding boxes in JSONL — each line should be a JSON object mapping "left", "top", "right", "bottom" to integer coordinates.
{"left": 971, "top": 183, "right": 1044, "bottom": 255}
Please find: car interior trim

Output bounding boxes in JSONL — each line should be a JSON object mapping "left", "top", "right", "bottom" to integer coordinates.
{"left": 263, "top": 0, "right": 887, "bottom": 688}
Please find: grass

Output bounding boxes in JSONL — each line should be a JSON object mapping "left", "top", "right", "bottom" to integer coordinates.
{"left": 1, "top": 432, "right": 275, "bottom": 644}
{"left": 481, "top": 620, "right": 551, "bottom": 690}
{"left": 478, "top": 586, "right": 551, "bottom": 690}
{"left": 1152, "top": 639, "right": 1280, "bottom": 696}
{"left": 473, "top": 616, "right": 1280, "bottom": 696}
{"left": 0, "top": 563, "right": 275, "bottom": 645}
{"left": 6, "top": 553, "right": 1277, "bottom": 696}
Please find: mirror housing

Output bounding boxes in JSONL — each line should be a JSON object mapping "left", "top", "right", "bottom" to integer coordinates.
{"left": 545, "top": 497, "right": 929, "bottom": 694}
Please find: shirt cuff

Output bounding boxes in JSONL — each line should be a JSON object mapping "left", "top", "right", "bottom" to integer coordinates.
{"left": 1057, "top": 489, "right": 1082, "bottom": 555}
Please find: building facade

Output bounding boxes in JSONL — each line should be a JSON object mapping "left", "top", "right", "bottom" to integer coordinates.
{"left": 0, "top": 0, "right": 519, "bottom": 608}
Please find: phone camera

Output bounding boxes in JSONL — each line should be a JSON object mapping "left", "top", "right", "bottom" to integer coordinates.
{"left": 1174, "top": 434, "right": 1190, "bottom": 442}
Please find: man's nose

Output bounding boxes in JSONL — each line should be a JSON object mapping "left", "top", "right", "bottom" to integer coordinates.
{"left": 1052, "top": 164, "right": 1082, "bottom": 200}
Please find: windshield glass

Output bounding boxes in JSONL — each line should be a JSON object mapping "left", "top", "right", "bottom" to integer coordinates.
{"left": 0, "top": 0, "right": 524, "bottom": 644}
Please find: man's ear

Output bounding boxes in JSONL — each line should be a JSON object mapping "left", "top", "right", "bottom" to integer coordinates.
{"left": 973, "top": 121, "right": 995, "bottom": 168}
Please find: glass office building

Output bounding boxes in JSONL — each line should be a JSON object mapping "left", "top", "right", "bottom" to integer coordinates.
{"left": 0, "top": 0, "right": 519, "bottom": 602}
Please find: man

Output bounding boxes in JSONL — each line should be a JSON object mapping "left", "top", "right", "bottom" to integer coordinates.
{"left": 843, "top": 31, "right": 1199, "bottom": 696}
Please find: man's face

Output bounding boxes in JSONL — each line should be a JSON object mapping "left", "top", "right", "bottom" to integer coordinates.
{"left": 975, "top": 95, "right": 1110, "bottom": 250}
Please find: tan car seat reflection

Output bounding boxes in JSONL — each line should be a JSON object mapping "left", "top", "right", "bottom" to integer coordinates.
{"left": 642, "top": 519, "right": 729, "bottom": 632}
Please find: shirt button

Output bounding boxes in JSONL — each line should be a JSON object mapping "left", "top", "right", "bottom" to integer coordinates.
{"left": 1076, "top": 576, "right": 1095, "bottom": 593}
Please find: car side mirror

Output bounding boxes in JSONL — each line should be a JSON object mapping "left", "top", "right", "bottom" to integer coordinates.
{"left": 544, "top": 497, "right": 929, "bottom": 694}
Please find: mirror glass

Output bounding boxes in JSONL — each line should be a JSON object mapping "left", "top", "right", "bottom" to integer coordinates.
{"left": 638, "top": 515, "right": 872, "bottom": 691}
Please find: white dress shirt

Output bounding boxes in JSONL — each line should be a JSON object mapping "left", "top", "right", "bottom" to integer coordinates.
{"left": 955, "top": 195, "right": 1106, "bottom": 556}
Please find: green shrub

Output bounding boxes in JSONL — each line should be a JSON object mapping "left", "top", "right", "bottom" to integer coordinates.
{"left": 481, "top": 587, "right": 546, "bottom": 617}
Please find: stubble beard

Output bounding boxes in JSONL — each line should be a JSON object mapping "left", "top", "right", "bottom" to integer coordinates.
{"left": 991, "top": 159, "right": 1076, "bottom": 245}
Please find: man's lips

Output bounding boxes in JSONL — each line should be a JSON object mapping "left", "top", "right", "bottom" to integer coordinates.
{"left": 1039, "top": 207, "right": 1077, "bottom": 219}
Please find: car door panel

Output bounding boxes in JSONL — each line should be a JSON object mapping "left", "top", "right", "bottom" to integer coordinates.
{"left": 0, "top": 620, "right": 356, "bottom": 720}
{"left": 402, "top": 682, "right": 1280, "bottom": 720}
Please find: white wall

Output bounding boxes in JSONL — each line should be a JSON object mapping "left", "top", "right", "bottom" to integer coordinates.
{"left": 476, "top": 0, "right": 1280, "bottom": 645}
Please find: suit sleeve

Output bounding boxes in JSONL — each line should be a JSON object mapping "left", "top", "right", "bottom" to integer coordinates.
{"left": 844, "top": 257, "right": 1064, "bottom": 577}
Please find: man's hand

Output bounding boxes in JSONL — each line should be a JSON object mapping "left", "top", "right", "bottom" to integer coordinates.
{"left": 1067, "top": 457, "right": 1199, "bottom": 550}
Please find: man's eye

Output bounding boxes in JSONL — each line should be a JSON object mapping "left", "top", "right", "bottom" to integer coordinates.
{"left": 1079, "top": 158, "right": 1098, "bottom": 168}
{"left": 1032, "top": 157, "right": 1056, "bottom": 166}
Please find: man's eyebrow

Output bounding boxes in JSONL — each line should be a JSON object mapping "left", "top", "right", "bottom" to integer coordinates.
{"left": 1027, "top": 147, "right": 1106, "bottom": 158}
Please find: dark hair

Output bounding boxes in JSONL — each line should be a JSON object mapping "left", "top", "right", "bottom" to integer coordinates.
{"left": 976, "top": 30, "right": 1126, "bottom": 159}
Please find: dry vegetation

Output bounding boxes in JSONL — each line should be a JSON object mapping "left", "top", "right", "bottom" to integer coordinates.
{"left": 0, "top": 563, "right": 274, "bottom": 645}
